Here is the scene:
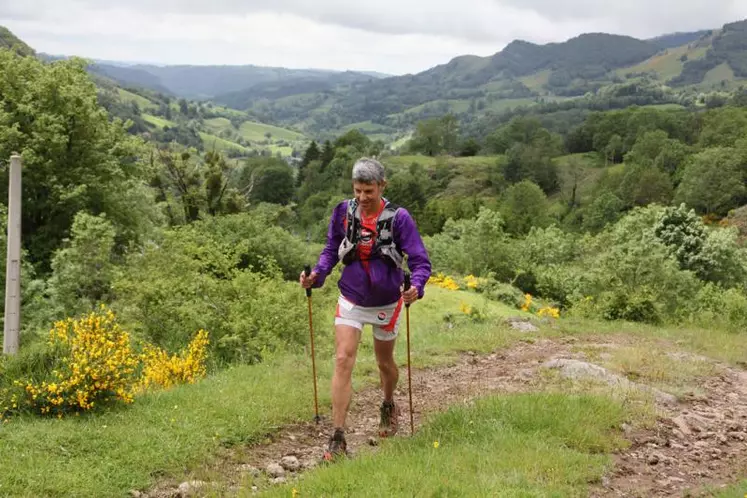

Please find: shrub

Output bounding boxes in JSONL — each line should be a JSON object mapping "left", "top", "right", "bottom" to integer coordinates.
{"left": 689, "top": 283, "right": 747, "bottom": 331}
{"left": 9, "top": 308, "right": 140, "bottom": 417}
{"left": 597, "top": 287, "right": 660, "bottom": 324}
{"left": 1, "top": 307, "right": 210, "bottom": 419}
{"left": 481, "top": 280, "right": 525, "bottom": 308}
{"left": 138, "top": 330, "right": 209, "bottom": 391}
{"left": 425, "top": 208, "right": 517, "bottom": 281}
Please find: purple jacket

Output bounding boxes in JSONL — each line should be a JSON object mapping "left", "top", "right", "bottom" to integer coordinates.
{"left": 312, "top": 200, "right": 432, "bottom": 307}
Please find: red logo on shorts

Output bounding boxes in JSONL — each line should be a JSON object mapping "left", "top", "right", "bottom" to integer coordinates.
{"left": 377, "top": 312, "right": 387, "bottom": 321}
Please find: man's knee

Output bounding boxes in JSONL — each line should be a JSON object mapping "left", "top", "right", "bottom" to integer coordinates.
{"left": 377, "top": 354, "right": 397, "bottom": 373}
{"left": 335, "top": 347, "right": 357, "bottom": 373}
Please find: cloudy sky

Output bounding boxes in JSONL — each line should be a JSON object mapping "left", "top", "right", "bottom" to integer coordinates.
{"left": 2, "top": 1, "right": 746, "bottom": 75}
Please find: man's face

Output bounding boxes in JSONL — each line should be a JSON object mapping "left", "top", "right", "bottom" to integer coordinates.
{"left": 353, "top": 181, "right": 384, "bottom": 210}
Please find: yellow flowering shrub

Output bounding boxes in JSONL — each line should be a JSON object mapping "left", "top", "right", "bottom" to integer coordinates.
{"left": 428, "top": 273, "right": 460, "bottom": 290}
{"left": 521, "top": 293, "right": 533, "bottom": 312}
{"left": 537, "top": 307, "right": 561, "bottom": 319}
{"left": 464, "top": 275, "right": 479, "bottom": 289}
{"left": 3, "top": 307, "right": 210, "bottom": 419}
{"left": 138, "top": 330, "right": 209, "bottom": 391}
{"left": 15, "top": 307, "right": 140, "bottom": 416}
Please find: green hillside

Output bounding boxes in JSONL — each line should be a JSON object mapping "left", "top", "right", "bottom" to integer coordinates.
{"left": 0, "top": 26, "right": 34, "bottom": 56}
{"left": 117, "top": 88, "right": 158, "bottom": 111}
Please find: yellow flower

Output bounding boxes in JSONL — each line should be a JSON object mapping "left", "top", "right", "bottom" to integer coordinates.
{"left": 537, "top": 307, "right": 560, "bottom": 319}
{"left": 433, "top": 441, "right": 440, "bottom": 449}
{"left": 521, "top": 293, "right": 532, "bottom": 312}
{"left": 460, "top": 302, "right": 472, "bottom": 314}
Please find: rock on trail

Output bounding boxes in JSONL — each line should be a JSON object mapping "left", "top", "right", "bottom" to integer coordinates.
{"left": 543, "top": 358, "right": 678, "bottom": 405}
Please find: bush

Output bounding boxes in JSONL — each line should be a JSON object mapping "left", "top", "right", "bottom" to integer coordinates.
{"left": 481, "top": 279, "right": 525, "bottom": 308}
{"left": 597, "top": 287, "right": 660, "bottom": 324}
{"left": 1, "top": 307, "right": 210, "bottom": 419}
{"left": 113, "top": 238, "right": 319, "bottom": 364}
{"left": 425, "top": 208, "right": 518, "bottom": 281}
{"left": 689, "top": 283, "right": 747, "bottom": 331}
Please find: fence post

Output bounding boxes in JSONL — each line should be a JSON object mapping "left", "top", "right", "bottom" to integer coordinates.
{"left": 3, "top": 154, "right": 21, "bottom": 355}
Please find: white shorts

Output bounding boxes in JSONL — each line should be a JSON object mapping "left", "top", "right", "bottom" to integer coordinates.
{"left": 335, "top": 295, "right": 404, "bottom": 342}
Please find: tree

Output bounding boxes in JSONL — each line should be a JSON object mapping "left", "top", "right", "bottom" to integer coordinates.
{"left": 675, "top": 147, "right": 746, "bottom": 215}
{"left": 504, "top": 143, "right": 560, "bottom": 194}
{"left": 458, "top": 138, "right": 481, "bottom": 157}
{"left": 619, "top": 163, "right": 674, "bottom": 207}
{"left": 624, "top": 130, "right": 670, "bottom": 167}
{"left": 241, "top": 157, "right": 295, "bottom": 205}
{"left": 204, "top": 151, "right": 242, "bottom": 216}
{"left": 408, "top": 114, "right": 460, "bottom": 157}
{"left": 320, "top": 140, "right": 335, "bottom": 169}
{"left": 408, "top": 118, "right": 444, "bottom": 156}
{"left": 0, "top": 52, "right": 156, "bottom": 270}
{"left": 441, "top": 113, "right": 459, "bottom": 155}
{"left": 501, "top": 181, "right": 550, "bottom": 236}
{"left": 48, "top": 212, "right": 117, "bottom": 315}
{"left": 297, "top": 141, "right": 320, "bottom": 187}
{"left": 582, "top": 193, "right": 624, "bottom": 233}
{"left": 152, "top": 150, "right": 204, "bottom": 224}
{"left": 178, "top": 98, "right": 189, "bottom": 115}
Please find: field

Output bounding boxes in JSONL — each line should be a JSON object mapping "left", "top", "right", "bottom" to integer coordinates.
{"left": 519, "top": 70, "right": 552, "bottom": 92}
{"left": 200, "top": 132, "right": 251, "bottom": 154}
{"left": 617, "top": 39, "right": 711, "bottom": 80}
{"left": 703, "top": 62, "right": 738, "bottom": 85}
{"left": 117, "top": 88, "right": 158, "bottom": 111}
{"left": 142, "top": 114, "right": 175, "bottom": 128}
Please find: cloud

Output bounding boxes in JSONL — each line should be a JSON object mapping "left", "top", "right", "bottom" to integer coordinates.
{"left": 1, "top": 0, "right": 745, "bottom": 73}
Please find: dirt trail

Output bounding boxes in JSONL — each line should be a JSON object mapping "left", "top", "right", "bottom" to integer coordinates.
{"left": 146, "top": 336, "right": 747, "bottom": 498}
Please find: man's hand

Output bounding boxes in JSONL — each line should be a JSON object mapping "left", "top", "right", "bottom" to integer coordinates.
{"left": 401, "top": 284, "right": 418, "bottom": 305}
{"left": 300, "top": 270, "right": 318, "bottom": 289}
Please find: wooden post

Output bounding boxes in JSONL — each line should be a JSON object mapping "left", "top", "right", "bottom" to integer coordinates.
{"left": 3, "top": 154, "right": 21, "bottom": 355}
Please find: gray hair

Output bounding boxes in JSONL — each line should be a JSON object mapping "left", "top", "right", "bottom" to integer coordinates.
{"left": 352, "top": 157, "right": 386, "bottom": 184}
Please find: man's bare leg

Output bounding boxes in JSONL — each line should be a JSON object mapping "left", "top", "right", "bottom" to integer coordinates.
{"left": 374, "top": 337, "right": 398, "bottom": 402}
{"left": 331, "top": 324, "right": 361, "bottom": 429}
{"left": 374, "top": 336, "right": 399, "bottom": 436}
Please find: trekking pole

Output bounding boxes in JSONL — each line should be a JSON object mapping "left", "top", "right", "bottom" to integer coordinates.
{"left": 304, "top": 265, "right": 321, "bottom": 424}
{"left": 404, "top": 272, "right": 415, "bottom": 436}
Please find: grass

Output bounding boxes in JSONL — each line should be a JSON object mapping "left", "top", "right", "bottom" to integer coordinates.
{"left": 703, "top": 62, "right": 737, "bottom": 85}
{"left": 519, "top": 70, "right": 552, "bottom": 92}
{"left": 555, "top": 317, "right": 747, "bottom": 368}
{"left": 238, "top": 121, "right": 304, "bottom": 142}
{"left": 260, "top": 393, "right": 628, "bottom": 497}
{"left": 200, "top": 133, "right": 250, "bottom": 154}
{"left": 117, "top": 88, "right": 157, "bottom": 111}
{"left": 616, "top": 40, "right": 711, "bottom": 81}
{"left": 203, "top": 117, "right": 233, "bottom": 135}
{"left": 202, "top": 118, "right": 304, "bottom": 157}
{"left": 0, "top": 357, "right": 327, "bottom": 497}
{"left": 142, "top": 114, "right": 176, "bottom": 129}
{"left": 714, "top": 480, "right": 747, "bottom": 497}
{"left": 343, "top": 121, "right": 391, "bottom": 133}
{"left": 485, "top": 97, "right": 537, "bottom": 113}
{"left": 573, "top": 341, "right": 716, "bottom": 398}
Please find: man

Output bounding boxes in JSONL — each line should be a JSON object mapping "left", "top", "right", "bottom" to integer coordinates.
{"left": 299, "top": 157, "right": 432, "bottom": 460}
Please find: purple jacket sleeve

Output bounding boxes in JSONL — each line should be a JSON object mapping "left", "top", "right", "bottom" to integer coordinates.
{"left": 395, "top": 208, "right": 432, "bottom": 299}
{"left": 312, "top": 201, "right": 346, "bottom": 288}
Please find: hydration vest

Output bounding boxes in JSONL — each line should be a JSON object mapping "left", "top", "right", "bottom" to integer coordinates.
{"left": 338, "top": 198, "right": 404, "bottom": 269}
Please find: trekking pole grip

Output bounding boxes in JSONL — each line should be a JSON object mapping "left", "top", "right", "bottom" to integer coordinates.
{"left": 404, "top": 272, "right": 411, "bottom": 308}
{"left": 304, "top": 265, "right": 312, "bottom": 297}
